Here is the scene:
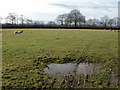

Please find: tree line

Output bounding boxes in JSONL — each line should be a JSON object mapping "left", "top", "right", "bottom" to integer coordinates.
{"left": 0, "top": 9, "right": 119, "bottom": 28}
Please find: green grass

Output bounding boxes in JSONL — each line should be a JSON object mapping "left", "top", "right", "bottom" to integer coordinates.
{"left": 2, "top": 29, "right": 118, "bottom": 88}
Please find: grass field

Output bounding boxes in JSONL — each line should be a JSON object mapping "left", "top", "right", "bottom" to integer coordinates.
{"left": 2, "top": 29, "right": 118, "bottom": 88}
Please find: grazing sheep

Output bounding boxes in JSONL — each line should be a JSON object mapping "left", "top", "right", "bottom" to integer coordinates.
{"left": 14, "top": 30, "right": 23, "bottom": 34}
{"left": 14, "top": 31, "right": 18, "bottom": 34}
{"left": 112, "top": 30, "right": 116, "bottom": 32}
{"left": 109, "top": 29, "right": 120, "bottom": 32}
{"left": 18, "top": 30, "right": 23, "bottom": 33}
{"left": 111, "top": 30, "right": 120, "bottom": 32}
{"left": 116, "top": 30, "right": 120, "bottom": 32}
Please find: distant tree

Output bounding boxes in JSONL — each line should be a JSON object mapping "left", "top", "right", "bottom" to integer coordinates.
{"left": 77, "top": 15, "right": 85, "bottom": 26}
{"left": 39, "top": 21, "right": 45, "bottom": 25}
{"left": 33, "top": 20, "right": 41, "bottom": 25}
{"left": 64, "top": 13, "right": 73, "bottom": 26}
{"left": 113, "top": 17, "right": 118, "bottom": 27}
{"left": 87, "top": 18, "right": 93, "bottom": 25}
{"left": 92, "top": 18, "right": 99, "bottom": 26}
{"left": 15, "top": 14, "right": 19, "bottom": 24}
{"left": 47, "top": 21, "right": 56, "bottom": 25}
{"left": 81, "top": 16, "right": 86, "bottom": 25}
{"left": 26, "top": 18, "right": 33, "bottom": 25}
{"left": 6, "top": 13, "right": 17, "bottom": 24}
{"left": 87, "top": 18, "right": 99, "bottom": 26}
{"left": 56, "top": 14, "right": 67, "bottom": 25}
{"left": 19, "top": 15, "right": 25, "bottom": 25}
{"left": 108, "top": 19, "right": 114, "bottom": 26}
{"left": 69, "top": 9, "right": 84, "bottom": 26}
{"left": 100, "top": 15, "right": 110, "bottom": 26}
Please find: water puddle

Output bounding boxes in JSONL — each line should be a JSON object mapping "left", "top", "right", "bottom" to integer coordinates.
{"left": 44, "top": 63, "right": 104, "bottom": 76}
{"left": 76, "top": 63, "right": 104, "bottom": 75}
{"left": 44, "top": 63, "right": 77, "bottom": 76}
{"left": 44, "top": 63, "right": 118, "bottom": 85}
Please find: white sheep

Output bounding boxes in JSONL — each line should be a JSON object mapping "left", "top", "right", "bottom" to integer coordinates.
{"left": 112, "top": 30, "right": 116, "bottom": 32}
{"left": 111, "top": 30, "right": 120, "bottom": 32}
{"left": 14, "top": 30, "right": 23, "bottom": 34}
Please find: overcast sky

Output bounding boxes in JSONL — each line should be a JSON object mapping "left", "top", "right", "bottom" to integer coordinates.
{"left": 0, "top": 0, "right": 119, "bottom": 22}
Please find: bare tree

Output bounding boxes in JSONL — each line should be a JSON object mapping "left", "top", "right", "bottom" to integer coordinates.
{"left": 26, "top": 18, "right": 33, "bottom": 25}
{"left": 100, "top": 15, "right": 110, "bottom": 26}
{"left": 15, "top": 14, "right": 19, "bottom": 25}
{"left": 33, "top": 20, "right": 45, "bottom": 25}
{"left": 113, "top": 17, "right": 118, "bottom": 27}
{"left": 64, "top": 13, "right": 73, "bottom": 26}
{"left": 47, "top": 21, "right": 56, "bottom": 25}
{"left": 56, "top": 14, "right": 67, "bottom": 25}
{"left": 39, "top": 20, "right": 45, "bottom": 25}
{"left": 69, "top": 9, "right": 84, "bottom": 26}
{"left": 87, "top": 18, "right": 93, "bottom": 25}
{"left": 108, "top": 19, "right": 114, "bottom": 26}
{"left": 87, "top": 18, "right": 99, "bottom": 26}
{"left": 33, "top": 20, "right": 41, "bottom": 25}
{"left": 19, "top": 15, "right": 25, "bottom": 25}
{"left": 81, "top": 16, "right": 86, "bottom": 25}
{"left": 6, "top": 13, "right": 17, "bottom": 24}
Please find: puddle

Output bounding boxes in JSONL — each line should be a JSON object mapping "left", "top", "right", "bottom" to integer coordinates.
{"left": 44, "top": 63, "right": 77, "bottom": 77}
{"left": 44, "top": 63, "right": 118, "bottom": 85}
{"left": 44, "top": 63, "right": 104, "bottom": 77}
{"left": 76, "top": 63, "right": 104, "bottom": 75}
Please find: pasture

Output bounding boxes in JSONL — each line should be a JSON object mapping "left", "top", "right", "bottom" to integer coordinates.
{"left": 2, "top": 29, "right": 118, "bottom": 88}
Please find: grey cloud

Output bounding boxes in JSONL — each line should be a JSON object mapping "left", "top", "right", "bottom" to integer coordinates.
{"left": 51, "top": 3, "right": 78, "bottom": 9}
{"left": 51, "top": 1, "right": 117, "bottom": 11}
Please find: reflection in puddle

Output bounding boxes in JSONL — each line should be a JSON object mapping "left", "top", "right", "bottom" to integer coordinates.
{"left": 44, "top": 63, "right": 77, "bottom": 76}
{"left": 44, "top": 63, "right": 104, "bottom": 76}
{"left": 44, "top": 63, "right": 118, "bottom": 85}
{"left": 76, "top": 63, "right": 104, "bottom": 75}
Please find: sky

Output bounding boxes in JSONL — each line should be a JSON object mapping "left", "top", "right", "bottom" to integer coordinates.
{"left": 0, "top": 0, "right": 119, "bottom": 22}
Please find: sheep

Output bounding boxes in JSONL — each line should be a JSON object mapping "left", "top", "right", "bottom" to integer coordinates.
{"left": 116, "top": 30, "right": 120, "bottom": 32}
{"left": 18, "top": 30, "right": 23, "bottom": 33}
{"left": 112, "top": 30, "right": 116, "bottom": 32}
{"left": 14, "top": 31, "right": 18, "bottom": 34}
{"left": 14, "top": 30, "right": 23, "bottom": 34}
{"left": 112, "top": 30, "right": 119, "bottom": 32}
